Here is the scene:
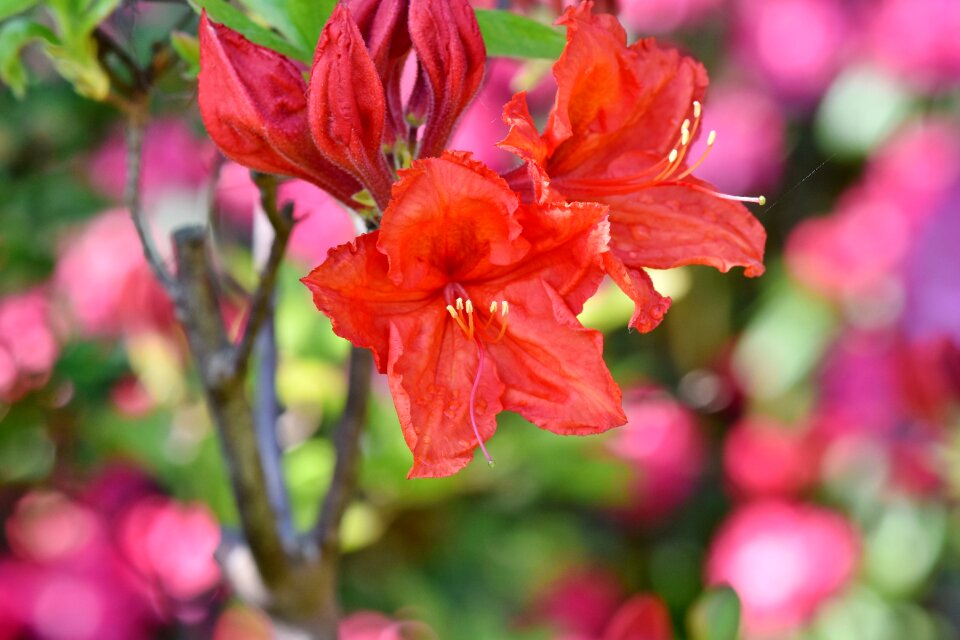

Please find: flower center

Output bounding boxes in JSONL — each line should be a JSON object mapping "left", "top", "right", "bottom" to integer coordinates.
{"left": 441, "top": 286, "right": 510, "bottom": 468}
{"left": 555, "top": 101, "right": 766, "bottom": 206}
{"left": 444, "top": 296, "right": 509, "bottom": 343}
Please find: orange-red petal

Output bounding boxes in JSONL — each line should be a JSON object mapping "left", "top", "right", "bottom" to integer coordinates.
{"left": 603, "top": 177, "right": 766, "bottom": 276}
{"left": 546, "top": 4, "right": 707, "bottom": 177}
{"left": 300, "top": 232, "right": 436, "bottom": 373}
{"left": 197, "top": 13, "right": 361, "bottom": 205}
{"left": 486, "top": 280, "right": 625, "bottom": 435}
{"left": 387, "top": 317, "right": 505, "bottom": 479}
{"left": 602, "top": 252, "right": 672, "bottom": 333}
{"left": 377, "top": 152, "right": 529, "bottom": 290}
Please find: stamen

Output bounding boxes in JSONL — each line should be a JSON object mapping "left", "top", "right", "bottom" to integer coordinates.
{"left": 446, "top": 304, "right": 470, "bottom": 335}
{"left": 673, "top": 130, "right": 716, "bottom": 181}
{"left": 693, "top": 100, "right": 701, "bottom": 118}
{"left": 469, "top": 342, "right": 494, "bottom": 466}
{"left": 466, "top": 300, "right": 475, "bottom": 339}
{"left": 663, "top": 180, "right": 766, "bottom": 205}
{"left": 456, "top": 297, "right": 464, "bottom": 311}
{"left": 489, "top": 301, "right": 498, "bottom": 314}
{"left": 494, "top": 300, "right": 509, "bottom": 342}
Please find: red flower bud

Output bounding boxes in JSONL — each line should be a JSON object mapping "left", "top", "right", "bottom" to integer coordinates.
{"left": 408, "top": 0, "right": 486, "bottom": 158}
{"left": 308, "top": 4, "right": 396, "bottom": 209}
{"left": 197, "top": 12, "right": 361, "bottom": 206}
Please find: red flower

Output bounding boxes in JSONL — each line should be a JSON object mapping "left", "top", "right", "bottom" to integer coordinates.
{"left": 302, "top": 152, "right": 625, "bottom": 477}
{"left": 499, "top": 2, "right": 766, "bottom": 332}
{"left": 198, "top": 0, "right": 485, "bottom": 210}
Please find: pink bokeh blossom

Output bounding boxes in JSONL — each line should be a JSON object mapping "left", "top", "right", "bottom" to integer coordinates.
{"left": 723, "top": 418, "right": 818, "bottom": 499}
{"left": 0, "top": 289, "right": 59, "bottom": 402}
{"left": 608, "top": 389, "right": 705, "bottom": 522}
{"left": 733, "top": 0, "right": 851, "bottom": 102}
{"left": 866, "top": 0, "right": 960, "bottom": 89}
{"left": 706, "top": 501, "right": 859, "bottom": 636}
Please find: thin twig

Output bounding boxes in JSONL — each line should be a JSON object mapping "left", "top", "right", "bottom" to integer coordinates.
{"left": 125, "top": 111, "right": 177, "bottom": 291}
{"left": 314, "top": 347, "right": 374, "bottom": 553}
{"left": 232, "top": 174, "right": 294, "bottom": 373}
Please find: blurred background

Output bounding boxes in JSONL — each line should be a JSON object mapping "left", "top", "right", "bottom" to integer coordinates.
{"left": 1, "top": 0, "right": 959, "bottom": 638}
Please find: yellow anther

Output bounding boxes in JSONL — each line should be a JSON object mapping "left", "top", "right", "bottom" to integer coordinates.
{"left": 668, "top": 149, "right": 678, "bottom": 164}
{"left": 446, "top": 305, "right": 458, "bottom": 319}
{"left": 456, "top": 297, "right": 464, "bottom": 311}
{"left": 693, "top": 101, "right": 701, "bottom": 118}
{"left": 681, "top": 129, "right": 690, "bottom": 146}
{"left": 465, "top": 299, "right": 474, "bottom": 314}
{"left": 489, "top": 301, "right": 498, "bottom": 314}
{"left": 501, "top": 300, "right": 509, "bottom": 317}
{"left": 681, "top": 118, "right": 690, "bottom": 133}
{"left": 707, "top": 130, "right": 717, "bottom": 146}
{"left": 758, "top": 195, "right": 767, "bottom": 206}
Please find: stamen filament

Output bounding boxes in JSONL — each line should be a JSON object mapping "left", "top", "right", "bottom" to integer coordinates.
{"left": 470, "top": 341, "right": 494, "bottom": 466}
{"left": 673, "top": 130, "right": 716, "bottom": 181}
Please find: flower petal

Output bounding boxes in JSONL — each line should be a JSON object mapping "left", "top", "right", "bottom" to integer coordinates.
{"left": 487, "top": 279, "right": 625, "bottom": 435}
{"left": 387, "top": 317, "right": 505, "bottom": 478}
{"left": 378, "top": 152, "right": 529, "bottom": 290}
{"left": 308, "top": 4, "right": 395, "bottom": 209}
{"left": 197, "top": 13, "right": 361, "bottom": 204}
{"left": 408, "top": 0, "right": 486, "bottom": 158}
{"left": 498, "top": 91, "right": 549, "bottom": 167}
{"left": 604, "top": 177, "right": 767, "bottom": 276}
{"left": 546, "top": 4, "right": 707, "bottom": 178}
{"left": 602, "top": 252, "right": 672, "bottom": 333}
{"left": 300, "top": 232, "right": 435, "bottom": 373}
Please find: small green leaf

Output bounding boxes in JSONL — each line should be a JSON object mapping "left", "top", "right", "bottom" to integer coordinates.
{"left": 689, "top": 586, "right": 742, "bottom": 640}
{"left": 0, "top": 18, "right": 57, "bottom": 97}
{"left": 79, "top": 0, "right": 122, "bottom": 34}
{"left": 237, "top": 0, "right": 334, "bottom": 55}
{"left": 474, "top": 9, "right": 564, "bottom": 60}
{"left": 171, "top": 30, "right": 200, "bottom": 78}
{"left": 0, "top": 0, "right": 38, "bottom": 22}
{"left": 187, "top": 0, "right": 311, "bottom": 62}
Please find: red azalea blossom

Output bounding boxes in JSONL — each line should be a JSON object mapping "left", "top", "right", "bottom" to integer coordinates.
{"left": 302, "top": 152, "right": 625, "bottom": 477}
{"left": 499, "top": 2, "right": 766, "bottom": 331}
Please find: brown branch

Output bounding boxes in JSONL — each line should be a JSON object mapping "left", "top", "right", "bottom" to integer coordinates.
{"left": 314, "top": 347, "right": 374, "bottom": 553}
{"left": 126, "top": 111, "right": 176, "bottom": 291}
{"left": 233, "top": 173, "right": 295, "bottom": 374}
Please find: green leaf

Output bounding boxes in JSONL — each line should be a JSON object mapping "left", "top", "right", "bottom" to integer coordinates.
{"left": 236, "top": 0, "right": 333, "bottom": 55}
{"left": 79, "top": 0, "right": 122, "bottom": 34}
{"left": 0, "top": 0, "right": 38, "bottom": 22}
{"left": 187, "top": 0, "right": 311, "bottom": 62}
{"left": 170, "top": 30, "right": 200, "bottom": 78}
{"left": 689, "top": 586, "right": 742, "bottom": 640}
{"left": 474, "top": 9, "right": 564, "bottom": 60}
{"left": 0, "top": 18, "right": 57, "bottom": 97}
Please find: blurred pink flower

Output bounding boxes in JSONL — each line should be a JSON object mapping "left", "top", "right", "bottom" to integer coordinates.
{"left": 601, "top": 594, "right": 673, "bottom": 640}
{"left": 608, "top": 388, "right": 705, "bottom": 522}
{"left": 733, "top": 0, "right": 851, "bottom": 101}
{"left": 530, "top": 567, "right": 624, "bottom": 638}
{"left": 119, "top": 496, "right": 221, "bottom": 602}
{"left": 706, "top": 501, "right": 859, "bottom": 636}
{"left": 619, "top": 0, "right": 722, "bottom": 34}
{"left": 687, "top": 84, "right": 785, "bottom": 196}
{"left": 0, "top": 289, "right": 59, "bottom": 402}
{"left": 215, "top": 162, "right": 358, "bottom": 266}
{"left": 449, "top": 60, "right": 521, "bottom": 173}
{"left": 54, "top": 209, "right": 175, "bottom": 339}
{"left": 723, "top": 418, "right": 818, "bottom": 500}
{"left": 786, "top": 184, "right": 910, "bottom": 300}
{"left": 89, "top": 119, "right": 214, "bottom": 203}
{"left": 867, "top": 0, "right": 960, "bottom": 89}
{"left": 339, "top": 612, "right": 434, "bottom": 639}
{"left": 0, "top": 490, "right": 156, "bottom": 639}
{"left": 787, "top": 121, "right": 960, "bottom": 301}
